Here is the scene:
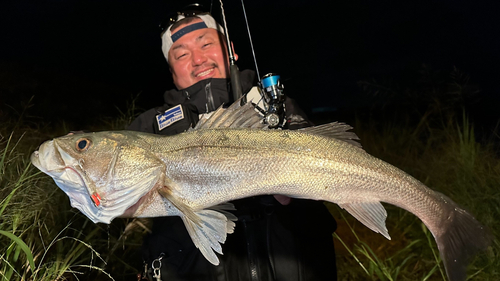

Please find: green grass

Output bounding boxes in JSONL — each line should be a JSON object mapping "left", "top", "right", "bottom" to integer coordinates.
{"left": 1, "top": 73, "right": 498, "bottom": 280}
{"left": 0, "top": 122, "right": 147, "bottom": 280}
{"left": 3, "top": 116, "right": 497, "bottom": 280}
{"left": 0, "top": 91, "right": 152, "bottom": 280}
{"left": 327, "top": 67, "right": 499, "bottom": 280}
{"left": 328, "top": 113, "right": 499, "bottom": 280}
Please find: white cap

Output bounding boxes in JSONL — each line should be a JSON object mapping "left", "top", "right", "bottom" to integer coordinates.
{"left": 161, "top": 13, "right": 225, "bottom": 62}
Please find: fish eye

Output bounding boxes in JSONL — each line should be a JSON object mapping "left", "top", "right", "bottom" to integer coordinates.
{"left": 76, "top": 138, "right": 91, "bottom": 151}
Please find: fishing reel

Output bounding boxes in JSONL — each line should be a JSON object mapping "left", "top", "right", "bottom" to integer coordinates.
{"left": 258, "top": 73, "right": 286, "bottom": 128}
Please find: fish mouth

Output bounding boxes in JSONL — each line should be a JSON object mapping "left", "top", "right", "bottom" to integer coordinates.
{"left": 32, "top": 149, "right": 82, "bottom": 181}
{"left": 32, "top": 134, "right": 161, "bottom": 224}
{"left": 31, "top": 140, "right": 107, "bottom": 223}
{"left": 36, "top": 140, "right": 87, "bottom": 188}
{"left": 31, "top": 150, "right": 42, "bottom": 171}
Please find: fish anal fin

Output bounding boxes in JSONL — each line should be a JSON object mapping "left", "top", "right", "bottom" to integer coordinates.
{"left": 158, "top": 187, "right": 202, "bottom": 226}
{"left": 339, "top": 201, "right": 391, "bottom": 240}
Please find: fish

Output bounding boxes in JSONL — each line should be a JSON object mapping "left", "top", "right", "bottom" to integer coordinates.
{"left": 30, "top": 99, "right": 491, "bottom": 281}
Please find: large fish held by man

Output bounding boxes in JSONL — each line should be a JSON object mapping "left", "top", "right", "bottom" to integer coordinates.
{"left": 31, "top": 98, "right": 491, "bottom": 281}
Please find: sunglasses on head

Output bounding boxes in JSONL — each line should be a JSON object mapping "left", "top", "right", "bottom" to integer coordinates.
{"left": 159, "top": 4, "right": 211, "bottom": 35}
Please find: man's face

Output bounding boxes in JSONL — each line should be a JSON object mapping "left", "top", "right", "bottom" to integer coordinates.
{"left": 168, "top": 19, "right": 235, "bottom": 90}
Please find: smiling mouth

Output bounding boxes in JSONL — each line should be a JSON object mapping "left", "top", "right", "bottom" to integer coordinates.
{"left": 195, "top": 68, "right": 215, "bottom": 78}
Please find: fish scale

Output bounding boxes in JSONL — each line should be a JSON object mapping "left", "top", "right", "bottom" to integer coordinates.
{"left": 31, "top": 99, "right": 491, "bottom": 281}
{"left": 151, "top": 127, "right": 477, "bottom": 252}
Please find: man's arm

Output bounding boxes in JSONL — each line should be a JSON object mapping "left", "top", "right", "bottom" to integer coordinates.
{"left": 127, "top": 108, "right": 157, "bottom": 133}
{"left": 285, "top": 97, "right": 313, "bottom": 130}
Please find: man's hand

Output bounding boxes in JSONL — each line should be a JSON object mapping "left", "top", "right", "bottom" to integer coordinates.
{"left": 273, "top": 195, "right": 292, "bottom": 205}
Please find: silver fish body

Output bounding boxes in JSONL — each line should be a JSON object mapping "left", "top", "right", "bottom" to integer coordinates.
{"left": 31, "top": 101, "right": 490, "bottom": 281}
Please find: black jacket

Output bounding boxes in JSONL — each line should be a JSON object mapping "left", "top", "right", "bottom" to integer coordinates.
{"left": 128, "top": 70, "right": 337, "bottom": 281}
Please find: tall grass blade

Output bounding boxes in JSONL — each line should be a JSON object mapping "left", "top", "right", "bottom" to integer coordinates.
{"left": 0, "top": 133, "right": 13, "bottom": 175}
{"left": 333, "top": 232, "right": 370, "bottom": 276}
{"left": 0, "top": 230, "right": 35, "bottom": 274}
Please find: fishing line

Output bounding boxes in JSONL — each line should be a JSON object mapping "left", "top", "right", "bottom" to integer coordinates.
{"left": 216, "top": 0, "right": 285, "bottom": 127}
{"left": 218, "top": 0, "right": 236, "bottom": 65}
{"left": 240, "top": 0, "right": 260, "bottom": 81}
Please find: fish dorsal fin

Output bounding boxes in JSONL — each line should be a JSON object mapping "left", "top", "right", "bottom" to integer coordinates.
{"left": 339, "top": 201, "right": 391, "bottom": 240}
{"left": 194, "top": 96, "right": 268, "bottom": 130}
{"left": 299, "top": 122, "right": 362, "bottom": 148}
{"left": 194, "top": 105, "right": 225, "bottom": 130}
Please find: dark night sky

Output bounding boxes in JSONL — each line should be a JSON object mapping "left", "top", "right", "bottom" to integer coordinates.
{"left": 1, "top": 0, "right": 499, "bottom": 129}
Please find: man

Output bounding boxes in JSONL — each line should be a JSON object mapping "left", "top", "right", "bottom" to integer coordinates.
{"left": 129, "top": 9, "right": 337, "bottom": 281}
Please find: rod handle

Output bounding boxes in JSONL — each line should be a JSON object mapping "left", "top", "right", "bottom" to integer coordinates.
{"left": 230, "top": 64, "right": 245, "bottom": 104}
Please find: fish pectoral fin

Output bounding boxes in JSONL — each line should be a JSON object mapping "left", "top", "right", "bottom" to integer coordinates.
{"left": 158, "top": 187, "right": 235, "bottom": 265}
{"left": 158, "top": 187, "right": 202, "bottom": 226}
{"left": 339, "top": 201, "right": 391, "bottom": 240}
{"left": 181, "top": 209, "right": 234, "bottom": 265}
{"left": 208, "top": 203, "right": 237, "bottom": 234}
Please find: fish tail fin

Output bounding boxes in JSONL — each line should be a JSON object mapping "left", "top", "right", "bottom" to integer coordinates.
{"left": 434, "top": 195, "right": 491, "bottom": 281}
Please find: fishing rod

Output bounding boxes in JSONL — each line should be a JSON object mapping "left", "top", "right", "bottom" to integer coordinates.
{"left": 217, "top": 0, "right": 286, "bottom": 128}
{"left": 217, "top": 0, "right": 244, "bottom": 103}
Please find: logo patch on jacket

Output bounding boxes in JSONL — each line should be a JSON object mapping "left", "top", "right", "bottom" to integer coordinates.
{"left": 156, "top": 105, "right": 184, "bottom": 131}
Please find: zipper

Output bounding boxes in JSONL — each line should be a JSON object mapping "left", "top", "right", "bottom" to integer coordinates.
{"left": 205, "top": 82, "right": 215, "bottom": 112}
{"left": 243, "top": 220, "right": 260, "bottom": 281}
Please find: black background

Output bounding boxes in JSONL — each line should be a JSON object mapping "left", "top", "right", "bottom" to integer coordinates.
{"left": 1, "top": 0, "right": 499, "bottom": 130}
